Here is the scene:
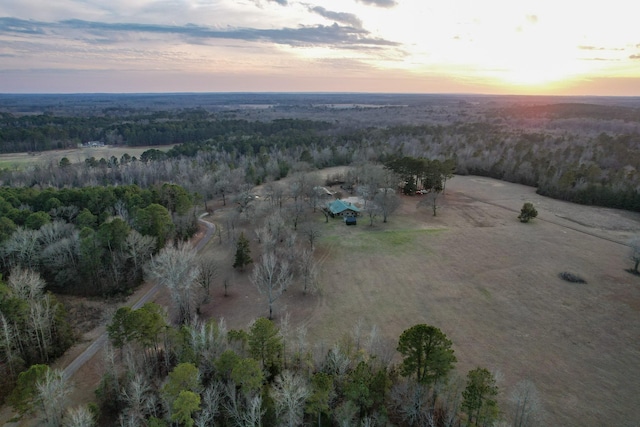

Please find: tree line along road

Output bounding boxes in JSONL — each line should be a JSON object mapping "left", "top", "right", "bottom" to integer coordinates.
{"left": 62, "top": 216, "right": 215, "bottom": 380}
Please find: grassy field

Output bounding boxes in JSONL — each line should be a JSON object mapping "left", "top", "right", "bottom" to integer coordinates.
{"left": 202, "top": 173, "right": 640, "bottom": 426}
{"left": 0, "top": 145, "right": 175, "bottom": 169}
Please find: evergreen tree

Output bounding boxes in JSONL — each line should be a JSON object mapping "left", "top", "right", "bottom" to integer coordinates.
{"left": 397, "top": 324, "right": 456, "bottom": 386}
{"left": 248, "top": 318, "right": 283, "bottom": 376}
{"left": 518, "top": 202, "right": 538, "bottom": 223}
{"left": 233, "top": 233, "right": 252, "bottom": 271}
{"left": 462, "top": 367, "right": 499, "bottom": 427}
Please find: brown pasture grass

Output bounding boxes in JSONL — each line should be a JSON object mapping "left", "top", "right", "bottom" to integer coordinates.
{"left": 201, "top": 173, "right": 640, "bottom": 426}
{"left": 0, "top": 145, "right": 175, "bottom": 169}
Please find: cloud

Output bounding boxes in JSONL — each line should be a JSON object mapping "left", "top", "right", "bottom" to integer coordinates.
{"left": 579, "top": 45, "right": 625, "bottom": 51}
{"left": 0, "top": 17, "right": 46, "bottom": 35}
{"left": 355, "top": 0, "right": 397, "bottom": 8}
{"left": 0, "top": 17, "right": 398, "bottom": 48}
{"left": 252, "top": 0, "right": 288, "bottom": 6}
{"left": 309, "top": 6, "right": 363, "bottom": 29}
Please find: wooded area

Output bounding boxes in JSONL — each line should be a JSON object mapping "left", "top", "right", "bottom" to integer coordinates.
{"left": 0, "top": 93, "right": 638, "bottom": 426}
{"left": 2, "top": 94, "right": 640, "bottom": 211}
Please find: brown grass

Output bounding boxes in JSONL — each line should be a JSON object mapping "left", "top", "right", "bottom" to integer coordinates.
{"left": 201, "top": 174, "right": 640, "bottom": 426}
{"left": 0, "top": 145, "right": 175, "bottom": 169}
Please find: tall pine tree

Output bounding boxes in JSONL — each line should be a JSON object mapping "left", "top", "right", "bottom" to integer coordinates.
{"left": 233, "top": 232, "right": 253, "bottom": 271}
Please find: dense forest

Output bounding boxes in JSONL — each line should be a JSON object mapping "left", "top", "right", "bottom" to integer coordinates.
{"left": 0, "top": 181, "right": 198, "bottom": 408}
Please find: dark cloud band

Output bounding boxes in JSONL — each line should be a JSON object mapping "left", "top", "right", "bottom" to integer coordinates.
{"left": 309, "top": 6, "right": 363, "bottom": 29}
{"left": 0, "top": 17, "right": 397, "bottom": 48}
{"left": 356, "top": 0, "right": 398, "bottom": 8}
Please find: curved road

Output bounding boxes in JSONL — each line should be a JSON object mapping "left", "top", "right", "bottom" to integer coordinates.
{"left": 62, "top": 215, "right": 215, "bottom": 379}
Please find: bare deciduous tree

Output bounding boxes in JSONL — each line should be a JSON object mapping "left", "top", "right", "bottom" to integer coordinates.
{"left": 300, "top": 221, "right": 322, "bottom": 250}
{"left": 435, "top": 374, "right": 466, "bottom": 427}
{"left": 509, "top": 380, "right": 545, "bottom": 427}
{"left": 251, "top": 252, "right": 292, "bottom": 320}
{"left": 124, "top": 230, "right": 156, "bottom": 272}
{"left": 40, "top": 233, "right": 80, "bottom": 287}
{"left": 324, "top": 344, "right": 352, "bottom": 380}
{"left": 304, "top": 174, "right": 325, "bottom": 213}
{"left": 121, "top": 373, "right": 152, "bottom": 425}
{"left": 291, "top": 199, "right": 307, "bottom": 231}
{"left": 254, "top": 225, "right": 275, "bottom": 250}
{"left": 363, "top": 202, "right": 381, "bottom": 226}
{"left": 195, "top": 382, "right": 223, "bottom": 427}
{"left": 188, "top": 319, "right": 228, "bottom": 377}
{"left": 37, "top": 368, "right": 71, "bottom": 427}
{"left": 214, "top": 178, "right": 231, "bottom": 206}
{"left": 374, "top": 190, "right": 401, "bottom": 223}
{"left": 289, "top": 172, "right": 309, "bottom": 203}
{"left": 298, "top": 248, "right": 319, "bottom": 295}
{"left": 334, "top": 400, "right": 358, "bottom": 427}
{"left": 197, "top": 253, "right": 218, "bottom": 304}
{"left": 8, "top": 268, "right": 57, "bottom": 362}
{"left": 265, "top": 211, "right": 287, "bottom": 244}
{"left": 145, "top": 242, "right": 201, "bottom": 325}
{"left": 271, "top": 370, "right": 310, "bottom": 427}
{"left": 63, "top": 405, "right": 95, "bottom": 427}
{"left": 8, "top": 266, "right": 46, "bottom": 300}
{"left": 1, "top": 227, "right": 41, "bottom": 270}
{"left": 390, "top": 380, "right": 432, "bottom": 427}
{"left": 263, "top": 181, "right": 287, "bottom": 209}
{"left": 223, "top": 382, "right": 264, "bottom": 427}
{"left": 0, "top": 312, "right": 19, "bottom": 378}
{"left": 421, "top": 190, "right": 442, "bottom": 217}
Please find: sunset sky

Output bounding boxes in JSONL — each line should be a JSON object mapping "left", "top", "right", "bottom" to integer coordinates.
{"left": 1, "top": 0, "right": 639, "bottom": 95}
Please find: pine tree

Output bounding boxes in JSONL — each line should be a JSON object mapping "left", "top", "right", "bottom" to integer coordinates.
{"left": 233, "top": 233, "right": 253, "bottom": 271}
{"left": 518, "top": 202, "right": 538, "bottom": 223}
{"left": 462, "top": 367, "right": 499, "bottom": 427}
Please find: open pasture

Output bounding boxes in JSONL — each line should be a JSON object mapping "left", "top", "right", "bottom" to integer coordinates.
{"left": 203, "top": 174, "right": 640, "bottom": 426}
{"left": 0, "top": 145, "right": 175, "bottom": 169}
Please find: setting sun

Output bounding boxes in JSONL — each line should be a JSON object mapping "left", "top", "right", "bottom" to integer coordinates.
{"left": 0, "top": 0, "right": 638, "bottom": 94}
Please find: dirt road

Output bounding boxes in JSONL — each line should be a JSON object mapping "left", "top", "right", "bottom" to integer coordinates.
{"left": 61, "top": 216, "right": 215, "bottom": 379}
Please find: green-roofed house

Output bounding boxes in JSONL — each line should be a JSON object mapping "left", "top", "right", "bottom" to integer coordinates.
{"left": 326, "top": 199, "right": 361, "bottom": 218}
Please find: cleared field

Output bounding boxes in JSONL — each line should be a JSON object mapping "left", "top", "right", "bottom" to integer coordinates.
{"left": 203, "top": 174, "right": 640, "bottom": 426}
{"left": 0, "top": 145, "right": 175, "bottom": 169}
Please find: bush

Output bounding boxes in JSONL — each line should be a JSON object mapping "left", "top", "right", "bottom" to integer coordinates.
{"left": 559, "top": 272, "right": 586, "bottom": 283}
{"left": 518, "top": 202, "right": 538, "bottom": 223}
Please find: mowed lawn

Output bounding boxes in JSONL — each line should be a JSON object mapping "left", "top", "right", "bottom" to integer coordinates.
{"left": 205, "top": 174, "right": 640, "bottom": 426}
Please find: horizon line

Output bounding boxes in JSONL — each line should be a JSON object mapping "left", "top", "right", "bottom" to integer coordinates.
{"left": 2, "top": 91, "right": 640, "bottom": 99}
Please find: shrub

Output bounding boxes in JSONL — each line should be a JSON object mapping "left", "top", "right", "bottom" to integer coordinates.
{"left": 518, "top": 202, "right": 538, "bottom": 223}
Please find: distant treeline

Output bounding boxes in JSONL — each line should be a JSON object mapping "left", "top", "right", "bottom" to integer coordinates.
{"left": 3, "top": 103, "right": 640, "bottom": 212}
{"left": 0, "top": 110, "right": 332, "bottom": 153}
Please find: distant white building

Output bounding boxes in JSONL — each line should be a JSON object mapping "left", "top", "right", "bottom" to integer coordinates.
{"left": 83, "top": 141, "right": 105, "bottom": 147}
